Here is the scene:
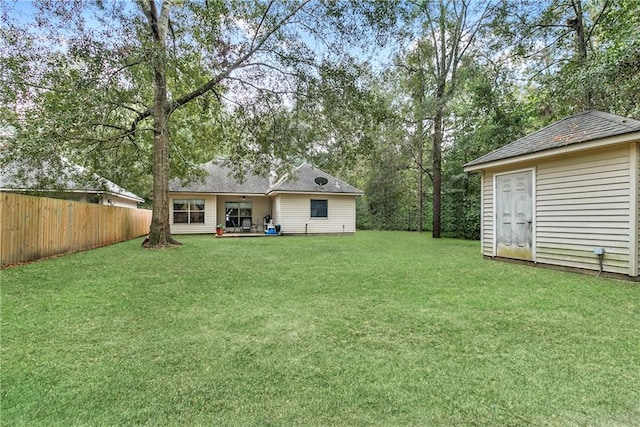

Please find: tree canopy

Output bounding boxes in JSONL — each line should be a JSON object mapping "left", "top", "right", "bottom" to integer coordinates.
{"left": 1, "top": 0, "right": 637, "bottom": 242}
{"left": 1, "top": 0, "right": 393, "bottom": 245}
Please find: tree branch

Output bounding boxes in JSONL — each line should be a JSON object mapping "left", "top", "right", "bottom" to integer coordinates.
{"left": 106, "top": 101, "right": 145, "bottom": 115}
{"left": 528, "top": 57, "right": 568, "bottom": 80}
{"left": 128, "top": 0, "right": 311, "bottom": 132}
{"left": 106, "top": 60, "right": 145, "bottom": 82}
{"left": 586, "top": 0, "right": 611, "bottom": 44}
{"left": 251, "top": 0, "right": 275, "bottom": 50}
{"left": 235, "top": 61, "right": 302, "bottom": 78}
{"left": 520, "top": 30, "right": 573, "bottom": 59}
{"left": 0, "top": 78, "right": 71, "bottom": 93}
{"left": 157, "top": 0, "right": 172, "bottom": 41}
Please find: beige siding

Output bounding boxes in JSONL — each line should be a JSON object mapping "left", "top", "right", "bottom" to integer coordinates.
{"left": 169, "top": 193, "right": 217, "bottom": 234}
{"left": 636, "top": 142, "right": 640, "bottom": 276}
{"left": 253, "top": 197, "right": 271, "bottom": 230}
{"left": 276, "top": 194, "right": 357, "bottom": 234}
{"left": 481, "top": 171, "right": 494, "bottom": 256}
{"left": 536, "top": 146, "right": 631, "bottom": 274}
{"left": 273, "top": 195, "right": 282, "bottom": 226}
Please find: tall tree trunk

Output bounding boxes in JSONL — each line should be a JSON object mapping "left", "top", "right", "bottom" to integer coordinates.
{"left": 148, "top": 58, "right": 179, "bottom": 246}
{"left": 417, "top": 116, "right": 424, "bottom": 233}
{"left": 142, "top": 0, "right": 180, "bottom": 246}
{"left": 412, "top": 63, "right": 426, "bottom": 233}
{"left": 415, "top": 69, "right": 425, "bottom": 233}
{"left": 432, "top": 106, "right": 443, "bottom": 239}
{"left": 570, "top": 0, "right": 593, "bottom": 109}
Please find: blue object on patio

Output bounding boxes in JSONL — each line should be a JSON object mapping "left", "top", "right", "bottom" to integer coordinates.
{"left": 265, "top": 223, "right": 278, "bottom": 235}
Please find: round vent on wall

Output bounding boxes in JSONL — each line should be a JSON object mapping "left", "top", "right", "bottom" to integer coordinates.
{"left": 315, "top": 176, "right": 328, "bottom": 186}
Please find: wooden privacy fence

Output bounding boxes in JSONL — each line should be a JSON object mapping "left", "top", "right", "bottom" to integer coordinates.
{"left": 1, "top": 192, "right": 152, "bottom": 267}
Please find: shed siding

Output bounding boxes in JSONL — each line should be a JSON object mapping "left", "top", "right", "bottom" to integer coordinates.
{"left": 277, "top": 194, "right": 356, "bottom": 234}
{"left": 481, "top": 171, "right": 494, "bottom": 256}
{"left": 536, "top": 146, "right": 631, "bottom": 274}
{"left": 169, "top": 194, "right": 217, "bottom": 234}
{"left": 636, "top": 142, "right": 640, "bottom": 275}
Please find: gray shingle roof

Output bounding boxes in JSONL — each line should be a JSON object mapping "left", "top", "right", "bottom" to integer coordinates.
{"left": 464, "top": 110, "right": 640, "bottom": 168}
{"left": 169, "top": 160, "right": 271, "bottom": 194}
{"left": 272, "top": 163, "right": 364, "bottom": 195}
{"left": 0, "top": 158, "right": 144, "bottom": 203}
{"left": 169, "top": 160, "right": 364, "bottom": 195}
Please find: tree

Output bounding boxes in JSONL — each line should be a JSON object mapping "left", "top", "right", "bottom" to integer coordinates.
{"left": 0, "top": 0, "right": 393, "bottom": 246}
{"left": 508, "top": 0, "right": 639, "bottom": 119}
{"left": 397, "top": 0, "right": 501, "bottom": 238}
{"left": 590, "top": 0, "right": 640, "bottom": 116}
{"left": 444, "top": 60, "right": 528, "bottom": 239}
{"left": 395, "top": 44, "right": 431, "bottom": 233}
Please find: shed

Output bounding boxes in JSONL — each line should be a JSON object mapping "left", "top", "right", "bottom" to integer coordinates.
{"left": 464, "top": 110, "right": 640, "bottom": 278}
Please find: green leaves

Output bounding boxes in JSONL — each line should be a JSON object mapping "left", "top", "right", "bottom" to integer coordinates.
{"left": 507, "top": 0, "right": 639, "bottom": 119}
{"left": 2, "top": 0, "right": 637, "bottom": 241}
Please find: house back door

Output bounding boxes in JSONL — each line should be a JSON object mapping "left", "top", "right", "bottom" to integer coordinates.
{"left": 495, "top": 171, "right": 533, "bottom": 260}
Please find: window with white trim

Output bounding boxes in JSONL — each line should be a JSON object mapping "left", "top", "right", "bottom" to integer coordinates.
{"left": 173, "top": 199, "right": 205, "bottom": 224}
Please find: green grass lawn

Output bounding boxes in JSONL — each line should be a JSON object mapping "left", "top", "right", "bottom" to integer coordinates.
{"left": 2, "top": 231, "right": 639, "bottom": 426}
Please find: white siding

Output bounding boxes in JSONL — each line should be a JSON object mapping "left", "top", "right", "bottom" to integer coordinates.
{"left": 169, "top": 194, "right": 217, "bottom": 234}
{"left": 536, "top": 146, "right": 631, "bottom": 274}
{"left": 481, "top": 171, "right": 494, "bottom": 256}
{"left": 276, "top": 194, "right": 357, "bottom": 234}
{"left": 100, "top": 195, "right": 140, "bottom": 209}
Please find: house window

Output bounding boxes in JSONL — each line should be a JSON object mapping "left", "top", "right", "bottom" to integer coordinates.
{"left": 310, "top": 199, "right": 328, "bottom": 218}
{"left": 173, "top": 199, "right": 205, "bottom": 224}
{"left": 225, "top": 201, "right": 252, "bottom": 228}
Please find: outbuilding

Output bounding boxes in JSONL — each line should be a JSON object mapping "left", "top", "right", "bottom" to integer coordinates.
{"left": 464, "top": 110, "right": 640, "bottom": 279}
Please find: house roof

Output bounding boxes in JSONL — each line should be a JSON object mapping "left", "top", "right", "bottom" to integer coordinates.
{"left": 169, "top": 159, "right": 364, "bottom": 195}
{"left": 464, "top": 110, "right": 640, "bottom": 169}
{"left": 170, "top": 160, "right": 271, "bottom": 194}
{"left": 271, "top": 163, "right": 364, "bottom": 195}
{"left": 0, "top": 158, "right": 145, "bottom": 203}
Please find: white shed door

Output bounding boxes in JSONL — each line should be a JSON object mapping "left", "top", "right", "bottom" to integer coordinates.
{"left": 495, "top": 171, "right": 533, "bottom": 260}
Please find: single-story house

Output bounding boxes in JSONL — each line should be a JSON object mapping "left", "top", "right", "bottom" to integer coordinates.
{"left": 0, "top": 158, "right": 144, "bottom": 209}
{"left": 464, "top": 110, "right": 640, "bottom": 279}
{"left": 168, "top": 160, "right": 364, "bottom": 235}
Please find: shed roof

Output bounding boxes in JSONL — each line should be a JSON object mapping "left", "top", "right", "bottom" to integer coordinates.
{"left": 169, "top": 160, "right": 364, "bottom": 195}
{"left": 464, "top": 110, "right": 640, "bottom": 169}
